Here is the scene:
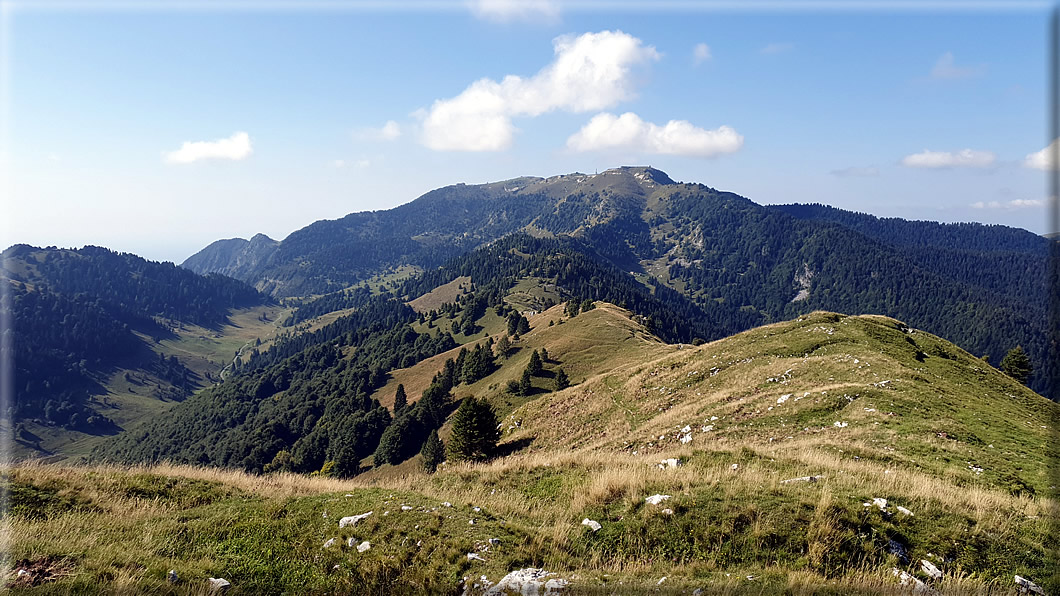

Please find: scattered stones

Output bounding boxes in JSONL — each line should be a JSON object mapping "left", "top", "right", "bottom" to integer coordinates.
{"left": 339, "top": 511, "right": 373, "bottom": 528}
{"left": 680, "top": 433, "right": 693, "bottom": 444}
{"left": 208, "top": 578, "right": 231, "bottom": 593}
{"left": 1015, "top": 575, "right": 1046, "bottom": 594}
{"left": 897, "top": 506, "right": 914, "bottom": 517}
{"left": 347, "top": 537, "right": 357, "bottom": 548}
{"left": 777, "top": 394, "right": 791, "bottom": 404}
{"left": 731, "top": 464, "right": 739, "bottom": 471}
{"left": 661, "top": 508, "right": 674, "bottom": 515}
{"left": 356, "top": 541, "right": 371, "bottom": 553}
{"left": 467, "top": 553, "right": 486, "bottom": 562}
{"left": 168, "top": 570, "right": 179, "bottom": 584}
{"left": 401, "top": 505, "right": 413, "bottom": 511}
{"left": 488, "top": 538, "right": 501, "bottom": 546}
{"left": 658, "top": 458, "right": 680, "bottom": 469}
{"left": 780, "top": 475, "right": 820, "bottom": 484}
{"left": 921, "top": 560, "right": 943, "bottom": 580}
{"left": 443, "top": 502, "right": 453, "bottom": 507}
{"left": 893, "top": 568, "right": 939, "bottom": 595}
{"left": 657, "top": 576, "right": 667, "bottom": 585}
{"left": 323, "top": 538, "right": 336, "bottom": 549}
{"left": 581, "top": 519, "right": 602, "bottom": 532}
{"left": 645, "top": 494, "right": 671, "bottom": 505}
{"left": 473, "top": 507, "right": 482, "bottom": 513}
{"left": 469, "top": 519, "right": 476, "bottom": 525}
{"left": 484, "top": 568, "right": 568, "bottom": 595}
{"left": 834, "top": 421, "right": 849, "bottom": 428}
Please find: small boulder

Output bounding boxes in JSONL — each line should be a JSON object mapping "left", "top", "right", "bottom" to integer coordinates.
{"left": 467, "top": 553, "right": 486, "bottom": 562}
{"left": 167, "top": 570, "right": 179, "bottom": 584}
{"left": 356, "top": 541, "right": 371, "bottom": 553}
{"left": 1015, "top": 575, "right": 1046, "bottom": 595}
{"left": 323, "top": 538, "right": 336, "bottom": 549}
{"left": 581, "top": 518, "right": 602, "bottom": 532}
{"left": 921, "top": 560, "right": 942, "bottom": 580}
{"left": 645, "top": 494, "right": 671, "bottom": 505}
{"left": 897, "top": 506, "right": 914, "bottom": 516}
{"left": 339, "top": 511, "right": 373, "bottom": 529}
{"left": 208, "top": 578, "right": 231, "bottom": 593}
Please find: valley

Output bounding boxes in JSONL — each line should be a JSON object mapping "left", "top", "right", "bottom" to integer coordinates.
{"left": 3, "top": 167, "right": 1057, "bottom": 594}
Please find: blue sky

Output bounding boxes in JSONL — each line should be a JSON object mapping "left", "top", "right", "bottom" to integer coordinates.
{"left": 4, "top": 1, "right": 1054, "bottom": 263}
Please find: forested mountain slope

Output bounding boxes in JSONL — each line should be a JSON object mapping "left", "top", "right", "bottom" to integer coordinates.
{"left": 183, "top": 167, "right": 1053, "bottom": 395}
{"left": 1, "top": 245, "right": 269, "bottom": 452}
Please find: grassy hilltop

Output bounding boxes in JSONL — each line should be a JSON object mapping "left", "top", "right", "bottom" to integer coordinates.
{"left": 6, "top": 307, "right": 1058, "bottom": 594}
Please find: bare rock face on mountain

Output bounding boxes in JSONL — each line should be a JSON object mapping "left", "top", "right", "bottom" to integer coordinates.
{"left": 182, "top": 233, "right": 279, "bottom": 287}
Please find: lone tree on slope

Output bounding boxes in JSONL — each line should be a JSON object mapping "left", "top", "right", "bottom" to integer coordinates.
{"left": 1000, "top": 346, "right": 1032, "bottom": 385}
{"left": 447, "top": 396, "right": 501, "bottom": 462}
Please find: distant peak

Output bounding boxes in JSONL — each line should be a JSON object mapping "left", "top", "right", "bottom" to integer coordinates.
{"left": 600, "top": 166, "right": 675, "bottom": 185}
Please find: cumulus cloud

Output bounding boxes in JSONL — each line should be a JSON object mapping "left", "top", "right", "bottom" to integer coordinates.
{"left": 930, "top": 52, "right": 985, "bottom": 80}
{"left": 419, "top": 30, "right": 660, "bottom": 152}
{"left": 693, "top": 43, "right": 712, "bottom": 65}
{"left": 760, "top": 42, "right": 793, "bottom": 55}
{"left": 1024, "top": 139, "right": 1057, "bottom": 171}
{"left": 830, "top": 166, "right": 879, "bottom": 178}
{"left": 971, "top": 198, "right": 1045, "bottom": 209}
{"left": 468, "top": 0, "right": 560, "bottom": 22}
{"left": 164, "top": 131, "right": 252, "bottom": 164}
{"left": 901, "top": 149, "right": 995, "bottom": 169}
{"left": 566, "top": 112, "right": 743, "bottom": 158}
{"left": 359, "top": 120, "right": 402, "bottom": 141}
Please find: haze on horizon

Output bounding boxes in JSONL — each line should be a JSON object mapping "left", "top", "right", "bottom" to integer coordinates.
{"left": 4, "top": 1, "right": 1054, "bottom": 263}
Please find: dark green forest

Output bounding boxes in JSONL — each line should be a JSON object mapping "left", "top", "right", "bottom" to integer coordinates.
{"left": 2, "top": 245, "right": 266, "bottom": 434}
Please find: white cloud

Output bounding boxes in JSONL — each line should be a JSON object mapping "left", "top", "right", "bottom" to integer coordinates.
{"left": 830, "top": 166, "right": 879, "bottom": 178}
{"left": 355, "top": 159, "right": 371, "bottom": 168}
{"left": 359, "top": 120, "right": 402, "bottom": 141}
{"left": 1024, "top": 139, "right": 1057, "bottom": 171}
{"left": 566, "top": 112, "right": 743, "bottom": 158}
{"left": 331, "top": 159, "right": 346, "bottom": 168}
{"left": 971, "top": 198, "right": 1044, "bottom": 209}
{"left": 930, "top": 52, "right": 985, "bottom": 80}
{"left": 901, "top": 149, "right": 995, "bottom": 169}
{"left": 164, "top": 131, "right": 252, "bottom": 164}
{"left": 760, "top": 42, "right": 793, "bottom": 55}
{"left": 467, "top": 0, "right": 560, "bottom": 22}
{"left": 419, "top": 30, "right": 660, "bottom": 152}
{"left": 693, "top": 43, "right": 712, "bottom": 65}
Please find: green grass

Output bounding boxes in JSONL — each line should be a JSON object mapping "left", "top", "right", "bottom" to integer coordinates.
{"left": 8, "top": 308, "right": 1059, "bottom": 594}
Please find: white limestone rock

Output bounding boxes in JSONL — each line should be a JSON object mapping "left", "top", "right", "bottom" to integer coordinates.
{"left": 581, "top": 518, "right": 602, "bottom": 532}
{"left": 645, "top": 494, "right": 671, "bottom": 505}
{"left": 339, "top": 511, "right": 372, "bottom": 528}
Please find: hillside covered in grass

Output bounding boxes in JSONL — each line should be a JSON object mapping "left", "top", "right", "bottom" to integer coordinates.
{"left": 10, "top": 309, "right": 1058, "bottom": 594}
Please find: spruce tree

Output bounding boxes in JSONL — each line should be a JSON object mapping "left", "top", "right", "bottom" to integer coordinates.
{"left": 420, "top": 429, "right": 446, "bottom": 473}
{"left": 496, "top": 335, "right": 512, "bottom": 359}
{"left": 528, "top": 349, "right": 543, "bottom": 375}
{"left": 393, "top": 384, "right": 407, "bottom": 415}
{"left": 447, "top": 397, "right": 501, "bottom": 462}
{"left": 539, "top": 347, "right": 549, "bottom": 363}
{"left": 554, "top": 368, "right": 570, "bottom": 391}
{"left": 519, "top": 367, "right": 533, "bottom": 396}
{"left": 1000, "top": 346, "right": 1032, "bottom": 385}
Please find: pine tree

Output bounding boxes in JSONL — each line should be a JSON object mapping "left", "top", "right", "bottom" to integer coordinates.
{"left": 1000, "top": 346, "right": 1032, "bottom": 385}
{"left": 519, "top": 367, "right": 533, "bottom": 396}
{"left": 420, "top": 429, "right": 445, "bottom": 473}
{"left": 539, "top": 347, "right": 549, "bottom": 363}
{"left": 496, "top": 335, "right": 512, "bottom": 359}
{"left": 517, "top": 315, "right": 530, "bottom": 334}
{"left": 528, "top": 349, "right": 543, "bottom": 375}
{"left": 554, "top": 368, "right": 570, "bottom": 391}
{"left": 447, "top": 397, "right": 500, "bottom": 462}
{"left": 393, "top": 384, "right": 407, "bottom": 415}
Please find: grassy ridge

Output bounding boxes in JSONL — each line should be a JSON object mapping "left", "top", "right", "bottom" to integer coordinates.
{"left": 7, "top": 309, "right": 1058, "bottom": 594}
